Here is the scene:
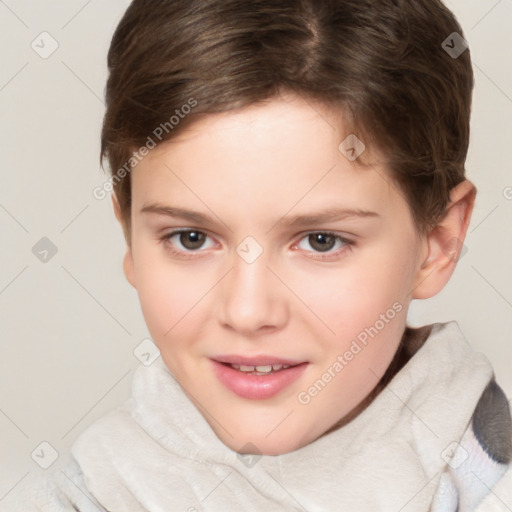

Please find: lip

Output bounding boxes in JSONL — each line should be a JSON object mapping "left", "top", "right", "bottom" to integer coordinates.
{"left": 213, "top": 354, "right": 305, "bottom": 367}
{"left": 211, "top": 357, "right": 308, "bottom": 400}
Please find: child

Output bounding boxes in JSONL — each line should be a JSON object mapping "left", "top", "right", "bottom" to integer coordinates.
{"left": 4, "top": 0, "right": 511, "bottom": 510}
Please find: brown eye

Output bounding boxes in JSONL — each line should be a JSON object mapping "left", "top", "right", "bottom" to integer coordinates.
{"left": 295, "top": 232, "right": 353, "bottom": 259}
{"left": 307, "top": 233, "right": 337, "bottom": 252}
{"left": 162, "top": 229, "right": 214, "bottom": 255}
{"left": 178, "top": 231, "right": 206, "bottom": 250}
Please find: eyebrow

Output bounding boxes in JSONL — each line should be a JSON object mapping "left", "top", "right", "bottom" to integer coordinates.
{"left": 140, "top": 203, "right": 380, "bottom": 228}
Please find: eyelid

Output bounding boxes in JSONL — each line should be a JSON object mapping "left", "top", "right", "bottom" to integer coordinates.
{"left": 292, "top": 231, "right": 355, "bottom": 257}
{"left": 294, "top": 229, "right": 355, "bottom": 240}
{"left": 160, "top": 228, "right": 354, "bottom": 260}
{"left": 162, "top": 228, "right": 217, "bottom": 248}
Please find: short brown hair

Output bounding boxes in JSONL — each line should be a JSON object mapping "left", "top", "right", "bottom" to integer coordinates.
{"left": 100, "top": 0, "right": 473, "bottom": 243}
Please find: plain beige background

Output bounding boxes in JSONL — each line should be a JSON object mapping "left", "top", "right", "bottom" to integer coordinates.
{"left": 1, "top": 0, "right": 511, "bottom": 499}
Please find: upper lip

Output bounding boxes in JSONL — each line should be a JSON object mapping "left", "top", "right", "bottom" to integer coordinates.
{"left": 213, "top": 354, "right": 306, "bottom": 366}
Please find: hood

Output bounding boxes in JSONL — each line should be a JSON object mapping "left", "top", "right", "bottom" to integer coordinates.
{"left": 69, "top": 321, "right": 498, "bottom": 511}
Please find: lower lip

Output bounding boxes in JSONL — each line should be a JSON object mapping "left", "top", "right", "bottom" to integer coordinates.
{"left": 211, "top": 360, "right": 308, "bottom": 400}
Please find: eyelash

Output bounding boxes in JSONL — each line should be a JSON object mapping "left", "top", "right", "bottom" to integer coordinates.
{"left": 159, "top": 229, "right": 355, "bottom": 261}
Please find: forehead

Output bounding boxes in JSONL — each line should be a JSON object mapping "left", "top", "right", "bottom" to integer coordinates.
{"left": 144, "top": 94, "right": 343, "bottom": 163}
{"left": 130, "top": 95, "right": 408, "bottom": 227}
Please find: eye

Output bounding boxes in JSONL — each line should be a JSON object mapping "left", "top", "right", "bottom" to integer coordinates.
{"left": 295, "top": 232, "right": 354, "bottom": 258}
{"left": 160, "top": 229, "right": 353, "bottom": 260}
{"left": 161, "top": 229, "right": 215, "bottom": 255}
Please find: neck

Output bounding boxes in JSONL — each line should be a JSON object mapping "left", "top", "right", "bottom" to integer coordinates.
{"left": 320, "top": 324, "right": 433, "bottom": 436}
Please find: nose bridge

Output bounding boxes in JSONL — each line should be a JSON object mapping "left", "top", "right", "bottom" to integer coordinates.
{"left": 220, "top": 241, "right": 286, "bottom": 333}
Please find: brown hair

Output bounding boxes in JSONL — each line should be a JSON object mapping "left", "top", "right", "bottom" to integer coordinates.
{"left": 100, "top": 0, "right": 473, "bottom": 244}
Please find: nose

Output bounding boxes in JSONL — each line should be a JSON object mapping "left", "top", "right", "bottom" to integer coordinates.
{"left": 218, "top": 248, "right": 289, "bottom": 336}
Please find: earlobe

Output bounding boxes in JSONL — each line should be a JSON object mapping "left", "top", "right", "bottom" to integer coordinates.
{"left": 412, "top": 180, "right": 476, "bottom": 299}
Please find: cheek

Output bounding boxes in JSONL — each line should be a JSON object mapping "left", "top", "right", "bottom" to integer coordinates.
{"left": 295, "top": 255, "right": 411, "bottom": 328}
{"left": 286, "top": 243, "right": 414, "bottom": 359}
{"left": 132, "top": 244, "right": 211, "bottom": 341}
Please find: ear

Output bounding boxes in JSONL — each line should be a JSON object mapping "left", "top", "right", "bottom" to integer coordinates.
{"left": 412, "top": 180, "right": 476, "bottom": 299}
{"left": 111, "top": 193, "right": 136, "bottom": 289}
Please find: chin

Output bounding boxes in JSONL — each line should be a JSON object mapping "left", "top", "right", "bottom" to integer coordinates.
{"left": 218, "top": 422, "right": 318, "bottom": 456}
{"left": 234, "top": 437, "right": 300, "bottom": 456}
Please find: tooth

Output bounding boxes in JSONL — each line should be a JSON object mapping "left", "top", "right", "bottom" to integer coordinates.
{"left": 255, "top": 365, "right": 272, "bottom": 373}
{"left": 229, "top": 363, "right": 293, "bottom": 373}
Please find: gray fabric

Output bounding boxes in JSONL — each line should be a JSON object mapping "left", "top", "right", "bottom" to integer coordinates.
{"left": 1, "top": 321, "right": 511, "bottom": 511}
{"left": 472, "top": 379, "right": 512, "bottom": 465}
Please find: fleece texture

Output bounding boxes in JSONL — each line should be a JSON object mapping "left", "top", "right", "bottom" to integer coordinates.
{"left": 2, "top": 321, "right": 511, "bottom": 511}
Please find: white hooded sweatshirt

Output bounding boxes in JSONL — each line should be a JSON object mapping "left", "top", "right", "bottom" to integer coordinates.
{"left": 2, "top": 321, "right": 511, "bottom": 511}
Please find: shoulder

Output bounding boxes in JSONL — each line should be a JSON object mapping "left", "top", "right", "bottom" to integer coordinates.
{"left": 433, "top": 378, "right": 512, "bottom": 511}
{"left": 0, "top": 402, "right": 141, "bottom": 512}
{"left": 475, "top": 463, "right": 512, "bottom": 511}
{"left": 0, "top": 454, "right": 107, "bottom": 512}
{"left": 472, "top": 379, "right": 512, "bottom": 511}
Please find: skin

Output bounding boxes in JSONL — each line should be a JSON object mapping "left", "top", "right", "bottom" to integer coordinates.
{"left": 113, "top": 92, "right": 476, "bottom": 455}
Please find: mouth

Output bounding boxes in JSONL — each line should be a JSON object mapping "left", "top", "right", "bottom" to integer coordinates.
{"left": 219, "top": 362, "right": 296, "bottom": 375}
{"left": 211, "top": 355, "right": 308, "bottom": 399}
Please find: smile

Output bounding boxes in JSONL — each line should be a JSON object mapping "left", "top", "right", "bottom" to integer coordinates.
{"left": 211, "top": 356, "right": 308, "bottom": 400}
{"left": 228, "top": 363, "right": 292, "bottom": 374}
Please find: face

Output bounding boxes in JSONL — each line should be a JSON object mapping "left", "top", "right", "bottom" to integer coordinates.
{"left": 123, "top": 93, "right": 428, "bottom": 455}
